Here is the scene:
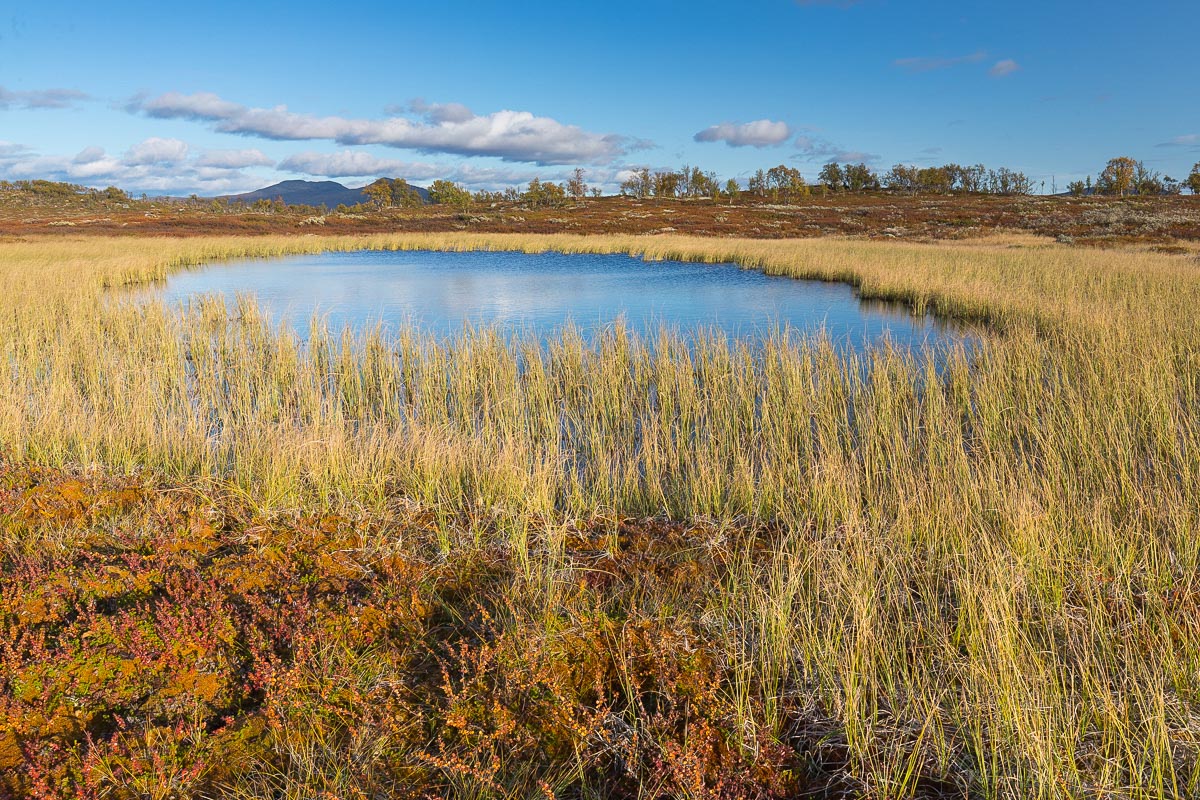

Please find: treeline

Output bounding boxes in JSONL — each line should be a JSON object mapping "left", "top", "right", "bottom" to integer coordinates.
{"left": 359, "top": 171, "right": 600, "bottom": 211}
{"left": 620, "top": 165, "right": 731, "bottom": 200}
{"left": 612, "top": 158, "right": 1200, "bottom": 201}
{"left": 418, "top": 157, "right": 1200, "bottom": 210}
{"left": 1068, "top": 158, "right": 1200, "bottom": 196}
{"left": 429, "top": 170, "right": 602, "bottom": 210}
{"left": 612, "top": 161, "right": 1039, "bottom": 201}
{"left": 0, "top": 180, "right": 130, "bottom": 203}
{"left": 817, "top": 162, "right": 1036, "bottom": 195}
{"left": 871, "top": 164, "right": 1035, "bottom": 195}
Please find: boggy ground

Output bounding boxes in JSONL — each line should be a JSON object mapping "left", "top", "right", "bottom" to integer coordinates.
{"left": 1, "top": 233, "right": 1198, "bottom": 798}
{"left": 3, "top": 188, "right": 1200, "bottom": 247}
{"left": 1, "top": 461, "right": 886, "bottom": 799}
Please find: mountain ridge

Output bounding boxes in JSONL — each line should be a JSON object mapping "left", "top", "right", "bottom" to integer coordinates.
{"left": 218, "top": 179, "right": 430, "bottom": 208}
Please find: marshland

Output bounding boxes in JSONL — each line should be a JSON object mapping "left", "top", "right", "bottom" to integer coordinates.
{"left": 150, "top": 247, "right": 964, "bottom": 349}
{"left": 2, "top": 230, "right": 1198, "bottom": 798}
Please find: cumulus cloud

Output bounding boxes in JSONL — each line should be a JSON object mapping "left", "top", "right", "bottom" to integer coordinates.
{"left": 0, "top": 138, "right": 268, "bottom": 195}
{"left": 0, "top": 141, "right": 31, "bottom": 157}
{"left": 196, "top": 148, "right": 274, "bottom": 168}
{"left": 893, "top": 51, "right": 987, "bottom": 73}
{"left": 694, "top": 119, "right": 792, "bottom": 148}
{"left": 124, "top": 137, "right": 190, "bottom": 166}
{"left": 446, "top": 163, "right": 574, "bottom": 189}
{"left": 72, "top": 146, "right": 106, "bottom": 164}
{"left": 125, "top": 90, "right": 240, "bottom": 118}
{"left": 989, "top": 59, "right": 1020, "bottom": 78}
{"left": 129, "top": 91, "right": 631, "bottom": 165}
{"left": 409, "top": 99, "right": 476, "bottom": 124}
{"left": 278, "top": 150, "right": 441, "bottom": 179}
{"left": 0, "top": 85, "right": 90, "bottom": 110}
{"left": 64, "top": 151, "right": 127, "bottom": 180}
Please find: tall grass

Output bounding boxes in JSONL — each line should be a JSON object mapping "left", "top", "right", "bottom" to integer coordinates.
{"left": 1, "top": 233, "right": 1198, "bottom": 797}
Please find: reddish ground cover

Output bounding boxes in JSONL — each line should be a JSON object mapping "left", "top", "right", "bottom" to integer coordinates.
{"left": 3, "top": 190, "right": 1199, "bottom": 246}
{"left": 1, "top": 463, "right": 914, "bottom": 799}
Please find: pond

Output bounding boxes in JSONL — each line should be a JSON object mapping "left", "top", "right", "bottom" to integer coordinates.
{"left": 156, "top": 249, "right": 971, "bottom": 351}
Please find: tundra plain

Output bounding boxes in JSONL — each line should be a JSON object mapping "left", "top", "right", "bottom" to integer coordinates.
{"left": 1, "top": 229, "right": 1198, "bottom": 798}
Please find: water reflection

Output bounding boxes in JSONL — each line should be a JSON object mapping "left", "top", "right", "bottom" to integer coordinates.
{"left": 153, "top": 249, "right": 974, "bottom": 352}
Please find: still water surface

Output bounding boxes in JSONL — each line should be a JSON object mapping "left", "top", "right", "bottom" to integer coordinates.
{"left": 157, "top": 249, "right": 970, "bottom": 350}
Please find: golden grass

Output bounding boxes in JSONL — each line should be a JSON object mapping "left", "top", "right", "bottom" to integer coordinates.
{"left": 2, "top": 232, "right": 1199, "bottom": 797}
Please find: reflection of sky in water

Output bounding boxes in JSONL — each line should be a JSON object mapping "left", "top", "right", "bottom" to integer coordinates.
{"left": 155, "top": 249, "right": 973, "bottom": 351}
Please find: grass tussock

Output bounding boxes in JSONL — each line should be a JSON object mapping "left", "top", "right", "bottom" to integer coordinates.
{"left": 1, "top": 233, "right": 1198, "bottom": 798}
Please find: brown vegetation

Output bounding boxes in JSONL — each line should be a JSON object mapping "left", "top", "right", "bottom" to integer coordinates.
{"left": 2, "top": 181, "right": 1200, "bottom": 245}
{"left": 4, "top": 461, "right": 830, "bottom": 798}
{"left": 1, "top": 232, "right": 1198, "bottom": 797}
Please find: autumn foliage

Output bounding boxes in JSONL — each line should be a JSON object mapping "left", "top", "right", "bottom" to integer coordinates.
{"left": 0, "top": 463, "right": 872, "bottom": 799}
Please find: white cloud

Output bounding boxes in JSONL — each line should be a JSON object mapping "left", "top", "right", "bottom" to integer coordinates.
{"left": 893, "top": 51, "right": 987, "bottom": 73}
{"left": 196, "top": 148, "right": 274, "bottom": 168}
{"left": 989, "top": 59, "right": 1020, "bottom": 78}
{"left": 443, "top": 163, "right": 554, "bottom": 188}
{"left": 0, "top": 85, "right": 90, "bottom": 110}
{"left": 409, "top": 99, "right": 476, "bottom": 124}
{"left": 124, "top": 137, "right": 190, "bottom": 166}
{"left": 73, "top": 146, "right": 107, "bottom": 164}
{"left": 693, "top": 119, "right": 792, "bottom": 148}
{"left": 68, "top": 155, "right": 127, "bottom": 180}
{"left": 127, "top": 90, "right": 240, "bottom": 119}
{"left": 130, "top": 91, "right": 632, "bottom": 165}
{"left": 0, "top": 140, "right": 265, "bottom": 195}
{"left": 278, "top": 150, "right": 441, "bottom": 179}
{"left": 0, "top": 141, "right": 31, "bottom": 157}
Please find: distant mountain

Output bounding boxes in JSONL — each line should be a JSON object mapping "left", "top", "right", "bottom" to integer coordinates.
{"left": 219, "top": 179, "right": 429, "bottom": 208}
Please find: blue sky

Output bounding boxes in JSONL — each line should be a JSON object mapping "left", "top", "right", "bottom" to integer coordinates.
{"left": 1, "top": 0, "right": 1197, "bottom": 195}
